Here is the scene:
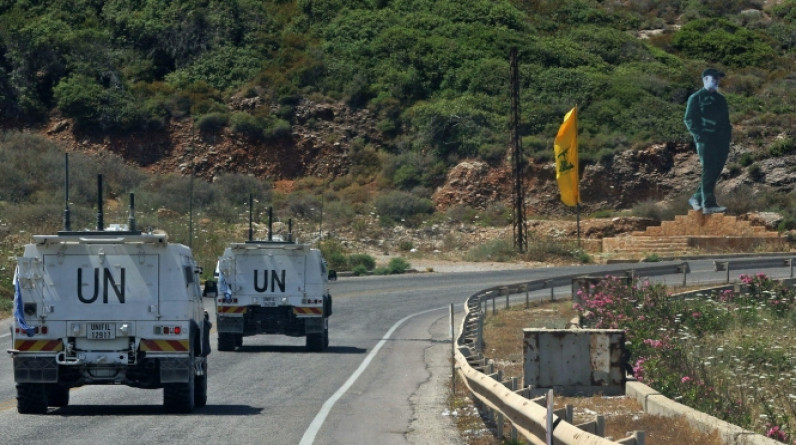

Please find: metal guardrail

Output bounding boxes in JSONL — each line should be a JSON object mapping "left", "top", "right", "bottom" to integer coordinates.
{"left": 454, "top": 256, "right": 795, "bottom": 445}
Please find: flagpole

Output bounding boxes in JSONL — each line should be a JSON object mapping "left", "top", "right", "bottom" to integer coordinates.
{"left": 576, "top": 204, "right": 581, "bottom": 248}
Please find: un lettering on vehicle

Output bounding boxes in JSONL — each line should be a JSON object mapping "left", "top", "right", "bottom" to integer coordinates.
{"left": 42, "top": 254, "right": 159, "bottom": 305}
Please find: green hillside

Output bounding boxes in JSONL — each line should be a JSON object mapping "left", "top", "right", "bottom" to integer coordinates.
{"left": 3, "top": 0, "right": 795, "bottom": 165}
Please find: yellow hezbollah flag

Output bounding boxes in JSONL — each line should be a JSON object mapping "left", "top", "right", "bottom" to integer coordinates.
{"left": 553, "top": 106, "right": 579, "bottom": 206}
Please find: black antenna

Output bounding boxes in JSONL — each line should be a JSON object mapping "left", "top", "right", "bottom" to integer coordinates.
{"left": 268, "top": 207, "right": 273, "bottom": 241}
{"left": 248, "top": 194, "right": 254, "bottom": 242}
{"left": 96, "top": 174, "right": 104, "bottom": 231}
{"left": 128, "top": 193, "right": 136, "bottom": 231}
{"left": 63, "top": 153, "right": 71, "bottom": 231}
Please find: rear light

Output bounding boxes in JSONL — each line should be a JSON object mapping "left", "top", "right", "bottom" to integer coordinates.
{"left": 303, "top": 298, "right": 323, "bottom": 304}
{"left": 218, "top": 298, "right": 238, "bottom": 303}
{"left": 154, "top": 325, "right": 184, "bottom": 335}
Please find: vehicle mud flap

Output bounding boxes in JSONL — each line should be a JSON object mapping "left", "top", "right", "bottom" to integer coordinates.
{"left": 163, "top": 370, "right": 195, "bottom": 413}
{"left": 159, "top": 357, "right": 193, "bottom": 383}
{"left": 163, "top": 351, "right": 195, "bottom": 413}
{"left": 194, "top": 358, "right": 207, "bottom": 408}
{"left": 14, "top": 356, "right": 58, "bottom": 383}
{"left": 202, "top": 320, "right": 212, "bottom": 356}
{"left": 305, "top": 318, "right": 328, "bottom": 352}
{"left": 324, "top": 294, "right": 333, "bottom": 317}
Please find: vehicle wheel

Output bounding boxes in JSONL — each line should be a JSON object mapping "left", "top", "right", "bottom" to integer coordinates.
{"left": 217, "top": 333, "right": 235, "bottom": 351}
{"left": 17, "top": 383, "right": 47, "bottom": 414}
{"left": 194, "top": 361, "right": 207, "bottom": 408}
{"left": 306, "top": 333, "right": 325, "bottom": 352}
{"left": 163, "top": 370, "right": 195, "bottom": 413}
{"left": 323, "top": 326, "right": 329, "bottom": 349}
{"left": 234, "top": 334, "right": 243, "bottom": 347}
{"left": 46, "top": 384, "right": 70, "bottom": 407}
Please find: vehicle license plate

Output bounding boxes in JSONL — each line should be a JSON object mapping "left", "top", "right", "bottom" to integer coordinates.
{"left": 261, "top": 297, "right": 277, "bottom": 307}
{"left": 87, "top": 322, "right": 116, "bottom": 339}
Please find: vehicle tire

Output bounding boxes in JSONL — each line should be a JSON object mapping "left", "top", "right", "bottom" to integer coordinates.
{"left": 306, "top": 333, "right": 324, "bottom": 352}
{"left": 163, "top": 370, "right": 195, "bottom": 413}
{"left": 217, "top": 333, "right": 235, "bottom": 351}
{"left": 194, "top": 361, "right": 207, "bottom": 408}
{"left": 234, "top": 334, "right": 243, "bottom": 347}
{"left": 46, "top": 384, "right": 70, "bottom": 407}
{"left": 323, "top": 326, "right": 329, "bottom": 349}
{"left": 17, "top": 383, "right": 47, "bottom": 414}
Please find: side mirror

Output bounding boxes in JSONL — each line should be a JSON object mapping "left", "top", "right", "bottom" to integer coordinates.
{"left": 328, "top": 270, "right": 337, "bottom": 281}
{"left": 203, "top": 280, "right": 218, "bottom": 298}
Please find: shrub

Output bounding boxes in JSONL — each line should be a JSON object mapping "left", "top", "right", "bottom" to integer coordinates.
{"left": 351, "top": 264, "right": 369, "bottom": 276}
{"left": 398, "top": 240, "right": 414, "bottom": 252}
{"left": 373, "top": 190, "right": 434, "bottom": 227}
{"left": 575, "top": 274, "right": 795, "bottom": 439}
{"left": 229, "top": 112, "right": 266, "bottom": 141}
{"left": 348, "top": 253, "right": 375, "bottom": 271}
{"left": 387, "top": 257, "right": 410, "bottom": 274}
{"left": 196, "top": 112, "right": 229, "bottom": 134}
{"left": 672, "top": 18, "right": 776, "bottom": 68}
{"left": 319, "top": 239, "right": 348, "bottom": 270}
{"left": 464, "top": 238, "right": 516, "bottom": 262}
{"left": 768, "top": 136, "right": 796, "bottom": 157}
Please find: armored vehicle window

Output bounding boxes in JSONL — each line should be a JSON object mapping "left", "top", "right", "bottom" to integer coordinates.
{"left": 183, "top": 266, "right": 195, "bottom": 286}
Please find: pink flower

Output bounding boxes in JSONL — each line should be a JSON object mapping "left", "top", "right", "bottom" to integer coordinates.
{"left": 765, "top": 425, "right": 787, "bottom": 441}
{"left": 681, "top": 376, "right": 692, "bottom": 384}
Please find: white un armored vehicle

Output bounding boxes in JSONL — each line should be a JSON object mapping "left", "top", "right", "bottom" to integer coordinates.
{"left": 212, "top": 202, "right": 335, "bottom": 352}
{"left": 8, "top": 173, "right": 210, "bottom": 414}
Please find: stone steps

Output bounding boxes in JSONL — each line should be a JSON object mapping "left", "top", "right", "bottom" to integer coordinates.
{"left": 602, "top": 210, "right": 787, "bottom": 256}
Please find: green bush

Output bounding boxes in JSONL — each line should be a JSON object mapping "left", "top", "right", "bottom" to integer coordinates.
{"left": 196, "top": 112, "right": 229, "bottom": 133}
{"left": 229, "top": 112, "right": 266, "bottom": 141}
{"left": 351, "top": 264, "right": 369, "bottom": 276}
{"left": 373, "top": 190, "right": 434, "bottom": 227}
{"left": 672, "top": 19, "right": 776, "bottom": 68}
{"left": 464, "top": 238, "right": 516, "bottom": 262}
{"left": 319, "top": 239, "right": 348, "bottom": 271}
{"left": 768, "top": 137, "right": 796, "bottom": 157}
{"left": 348, "top": 253, "right": 375, "bottom": 271}
{"left": 387, "top": 257, "right": 410, "bottom": 274}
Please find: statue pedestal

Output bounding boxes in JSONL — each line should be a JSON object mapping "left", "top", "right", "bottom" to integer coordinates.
{"left": 602, "top": 210, "right": 786, "bottom": 257}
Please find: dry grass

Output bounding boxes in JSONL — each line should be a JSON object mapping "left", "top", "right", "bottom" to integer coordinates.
{"left": 451, "top": 298, "right": 725, "bottom": 445}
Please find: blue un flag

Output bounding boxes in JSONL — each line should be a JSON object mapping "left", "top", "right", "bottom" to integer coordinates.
{"left": 13, "top": 267, "right": 35, "bottom": 337}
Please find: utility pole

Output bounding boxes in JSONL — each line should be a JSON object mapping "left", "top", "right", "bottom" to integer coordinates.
{"left": 509, "top": 47, "right": 526, "bottom": 253}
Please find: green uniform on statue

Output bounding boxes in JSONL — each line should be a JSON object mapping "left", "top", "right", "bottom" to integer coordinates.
{"left": 683, "top": 68, "right": 731, "bottom": 214}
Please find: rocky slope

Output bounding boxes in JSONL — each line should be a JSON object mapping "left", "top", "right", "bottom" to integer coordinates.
{"left": 40, "top": 98, "right": 796, "bottom": 227}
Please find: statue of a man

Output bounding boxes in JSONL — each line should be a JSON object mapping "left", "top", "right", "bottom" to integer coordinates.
{"left": 683, "top": 68, "right": 731, "bottom": 214}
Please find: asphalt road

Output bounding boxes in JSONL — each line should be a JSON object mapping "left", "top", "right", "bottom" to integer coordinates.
{"left": 0, "top": 258, "right": 791, "bottom": 444}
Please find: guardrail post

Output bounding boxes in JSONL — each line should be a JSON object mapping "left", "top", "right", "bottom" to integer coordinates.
{"left": 510, "top": 377, "right": 518, "bottom": 442}
{"left": 790, "top": 258, "right": 794, "bottom": 279}
{"left": 725, "top": 262, "right": 730, "bottom": 283}
{"left": 525, "top": 284, "right": 530, "bottom": 309}
{"left": 450, "top": 303, "right": 455, "bottom": 396}
{"left": 492, "top": 296, "right": 496, "bottom": 316}
{"left": 477, "top": 313, "right": 484, "bottom": 353}
{"left": 505, "top": 293, "right": 509, "bottom": 309}
{"left": 681, "top": 265, "right": 687, "bottom": 287}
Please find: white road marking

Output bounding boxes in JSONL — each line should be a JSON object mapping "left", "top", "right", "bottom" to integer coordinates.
{"left": 299, "top": 306, "right": 446, "bottom": 445}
